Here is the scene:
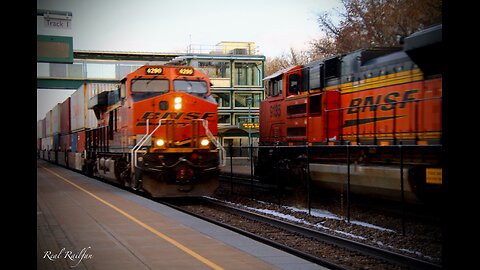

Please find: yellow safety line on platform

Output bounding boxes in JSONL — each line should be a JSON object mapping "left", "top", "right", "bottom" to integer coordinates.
{"left": 40, "top": 165, "right": 224, "bottom": 270}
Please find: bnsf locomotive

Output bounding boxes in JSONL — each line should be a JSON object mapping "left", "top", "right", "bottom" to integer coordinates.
{"left": 38, "top": 65, "right": 224, "bottom": 197}
{"left": 256, "top": 24, "right": 442, "bottom": 202}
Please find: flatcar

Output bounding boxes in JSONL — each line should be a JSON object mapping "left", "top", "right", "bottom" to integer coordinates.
{"left": 256, "top": 24, "right": 442, "bottom": 202}
{"left": 38, "top": 65, "right": 224, "bottom": 197}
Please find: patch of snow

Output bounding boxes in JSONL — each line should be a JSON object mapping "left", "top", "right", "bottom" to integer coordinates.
{"left": 244, "top": 207, "right": 305, "bottom": 224}
{"left": 208, "top": 197, "right": 398, "bottom": 249}
{"left": 284, "top": 206, "right": 342, "bottom": 220}
{"left": 350, "top": 220, "right": 396, "bottom": 233}
{"left": 334, "top": 230, "right": 367, "bottom": 240}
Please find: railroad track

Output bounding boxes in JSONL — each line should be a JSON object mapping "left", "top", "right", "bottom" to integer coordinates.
{"left": 159, "top": 197, "right": 442, "bottom": 270}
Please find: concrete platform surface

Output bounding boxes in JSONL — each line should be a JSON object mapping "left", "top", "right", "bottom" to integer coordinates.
{"left": 37, "top": 160, "right": 328, "bottom": 270}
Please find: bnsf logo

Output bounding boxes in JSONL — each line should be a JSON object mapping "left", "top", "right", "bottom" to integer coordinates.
{"left": 347, "top": 90, "right": 418, "bottom": 114}
{"left": 141, "top": 111, "right": 216, "bottom": 120}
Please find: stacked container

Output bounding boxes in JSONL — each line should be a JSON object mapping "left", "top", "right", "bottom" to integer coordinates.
{"left": 70, "top": 82, "right": 118, "bottom": 132}
{"left": 69, "top": 82, "right": 118, "bottom": 170}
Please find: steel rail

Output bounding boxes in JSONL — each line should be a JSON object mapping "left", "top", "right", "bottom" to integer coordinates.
{"left": 158, "top": 197, "right": 346, "bottom": 270}
{"left": 200, "top": 197, "right": 442, "bottom": 270}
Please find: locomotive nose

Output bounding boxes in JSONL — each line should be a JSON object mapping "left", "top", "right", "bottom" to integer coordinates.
{"left": 175, "top": 163, "right": 194, "bottom": 180}
{"left": 175, "top": 164, "right": 194, "bottom": 192}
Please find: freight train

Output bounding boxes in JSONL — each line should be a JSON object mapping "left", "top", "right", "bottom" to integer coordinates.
{"left": 37, "top": 65, "right": 224, "bottom": 197}
{"left": 255, "top": 24, "right": 442, "bottom": 202}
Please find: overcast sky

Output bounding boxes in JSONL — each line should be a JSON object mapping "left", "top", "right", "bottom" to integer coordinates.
{"left": 37, "top": 0, "right": 342, "bottom": 120}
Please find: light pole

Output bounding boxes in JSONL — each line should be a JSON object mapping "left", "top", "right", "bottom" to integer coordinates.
{"left": 246, "top": 95, "right": 252, "bottom": 158}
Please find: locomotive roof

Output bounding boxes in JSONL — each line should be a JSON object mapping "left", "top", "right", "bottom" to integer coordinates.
{"left": 362, "top": 50, "right": 409, "bottom": 67}
{"left": 404, "top": 24, "right": 442, "bottom": 52}
{"left": 263, "top": 65, "right": 296, "bottom": 80}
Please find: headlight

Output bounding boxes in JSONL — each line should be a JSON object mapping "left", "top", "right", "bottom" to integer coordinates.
{"left": 155, "top": 139, "right": 165, "bottom": 147}
{"left": 174, "top": 97, "right": 182, "bottom": 110}
{"left": 200, "top": 139, "right": 209, "bottom": 146}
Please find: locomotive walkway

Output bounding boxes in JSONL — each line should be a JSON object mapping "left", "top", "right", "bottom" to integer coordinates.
{"left": 37, "top": 160, "right": 328, "bottom": 270}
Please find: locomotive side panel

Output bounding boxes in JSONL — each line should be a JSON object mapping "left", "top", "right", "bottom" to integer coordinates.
{"left": 340, "top": 76, "right": 442, "bottom": 144}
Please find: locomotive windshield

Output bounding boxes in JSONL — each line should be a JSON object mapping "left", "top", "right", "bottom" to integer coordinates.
{"left": 131, "top": 79, "right": 169, "bottom": 93}
{"left": 173, "top": 80, "right": 208, "bottom": 95}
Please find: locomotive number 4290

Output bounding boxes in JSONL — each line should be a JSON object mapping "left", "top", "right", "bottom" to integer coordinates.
{"left": 178, "top": 68, "right": 194, "bottom": 75}
{"left": 146, "top": 67, "right": 163, "bottom": 74}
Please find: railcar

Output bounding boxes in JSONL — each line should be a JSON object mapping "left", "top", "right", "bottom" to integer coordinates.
{"left": 256, "top": 24, "right": 442, "bottom": 202}
{"left": 38, "top": 65, "right": 224, "bottom": 197}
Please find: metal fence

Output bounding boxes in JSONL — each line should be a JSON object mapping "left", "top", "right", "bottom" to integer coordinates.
{"left": 220, "top": 143, "right": 443, "bottom": 235}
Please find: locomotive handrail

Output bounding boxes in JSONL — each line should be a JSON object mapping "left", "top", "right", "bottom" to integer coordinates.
{"left": 200, "top": 119, "right": 226, "bottom": 167}
{"left": 131, "top": 119, "right": 164, "bottom": 172}
{"left": 131, "top": 118, "right": 226, "bottom": 172}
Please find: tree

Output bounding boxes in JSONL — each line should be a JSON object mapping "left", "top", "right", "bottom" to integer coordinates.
{"left": 313, "top": 0, "right": 442, "bottom": 54}
{"left": 264, "top": 47, "right": 311, "bottom": 77}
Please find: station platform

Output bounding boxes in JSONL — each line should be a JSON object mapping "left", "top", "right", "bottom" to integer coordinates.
{"left": 37, "top": 160, "right": 328, "bottom": 270}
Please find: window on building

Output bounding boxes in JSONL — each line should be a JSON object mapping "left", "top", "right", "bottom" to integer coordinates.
{"left": 117, "top": 64, "right": 143, "bottom": 79}
{"left": 193, "top": 61, "right": 230, "bottom": 78}
{"left": 234, "top": 114, "right": 259, "bottom": 125}
{"left": 86, "top": 63, "right": 116, "bottom": 79}
{"left": 211, "top": 92, "right": 231, "bottom": 108}
{"left": 37, "top": 63, "right": 50, "bottom": 77}
{"left": 234, "top": 61, "right": 262, "bottom": 86}
{"left": 67, "top": 63, "right": 83, "bottom": 78}
{"left": 50, "top": 63, "right": 67, "bottom": 77}
{"left": 234, "top": 92, "right": 262, "bottom": 108}
{"left": 218, "top": 114, "right": 231, "bottom": 125}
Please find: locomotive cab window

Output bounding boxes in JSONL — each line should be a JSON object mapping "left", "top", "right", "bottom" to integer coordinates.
{"left": 131, "top": 79, "right": 169, "bottom": 93}
{"left": 269, "top": 77, "right": 282, "bottom": 97}
{"left": 288, "top": 74, "right": 300, "bottom": 95}
{"left": 173, "top": 80, "right": 208, "bottom": 97}
{"left": 131, "top": 79, "right": 169, "bottom": 101}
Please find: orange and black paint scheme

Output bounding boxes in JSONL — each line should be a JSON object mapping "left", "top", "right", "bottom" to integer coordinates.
{"left": 87, "top": 65, "right": 221, "bottom": 197}
{"left": 256, "top": 24, "right": 442, "bottom": 201}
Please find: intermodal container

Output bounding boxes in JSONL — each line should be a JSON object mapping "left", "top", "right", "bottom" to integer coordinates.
{"left": 60, "top": 97, "right": 71, "bottom": 134}
{"left": 52, "top": 103, "right": 62, "bottom": 135}
{"left": 70, "top": 82, "right": 118, "bottom": 132}
{"left": 43, "top": 136, "right": 53, "bottom": 151}
{"left": 59, "top": 134, "right": 71, "bottom": 151}
{"left": 70, "top": 131, "right": 78, "bottom": 153}
{"left": 37, "top": 119, "right": 45, "bottom": 139}
{"left": 77, "top": 130, "right": 86, "bottom": 152}
{"left": 53, "top": 134, "right": 60, "bottom": 151}
{"left": 45, "top": 110, "right": 52, "bottom": 137}
{"left": 42, "top": 118, "right": 46, "bottom": 139}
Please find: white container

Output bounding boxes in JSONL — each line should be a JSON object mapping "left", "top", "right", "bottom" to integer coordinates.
{"left": 70, "top": 82, "right": 119, "bottom": 131}
{"left": 52, "top": 103, "right": 61, "bottom": 135}
{"left": 37, "top": 119, "right": 45, "bottom": 139}
{"left": 45, "top": 110, "right": 52, "bottom": 137}
{"left": 42, "top": 136, "right": 53, "bottom": 150}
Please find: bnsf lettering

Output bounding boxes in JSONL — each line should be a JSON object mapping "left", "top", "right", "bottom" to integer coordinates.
{"left": 347, "top": 90, "right": 418, "bottom": 114}
{"left": 140, "top": 111, "right": 216, "bottom": 120}
{"left": 201, "top": 112, "right": 216, "bottom": 119}
{"left": 184, "top": 112, "right": 201, "bottom": 120}
{"left": 161, "top": 112, "right": 184, "bottom": 120}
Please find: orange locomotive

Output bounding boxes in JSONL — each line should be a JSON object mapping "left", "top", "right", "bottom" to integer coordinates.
{"left": 256, "top": 24, "right": 442, "bottom": 202}
{"left": 40, "top": 65, "right": 224, "bottom": 197}
{"left": 88, "top": 65, "right": 224, "bottom": 197}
